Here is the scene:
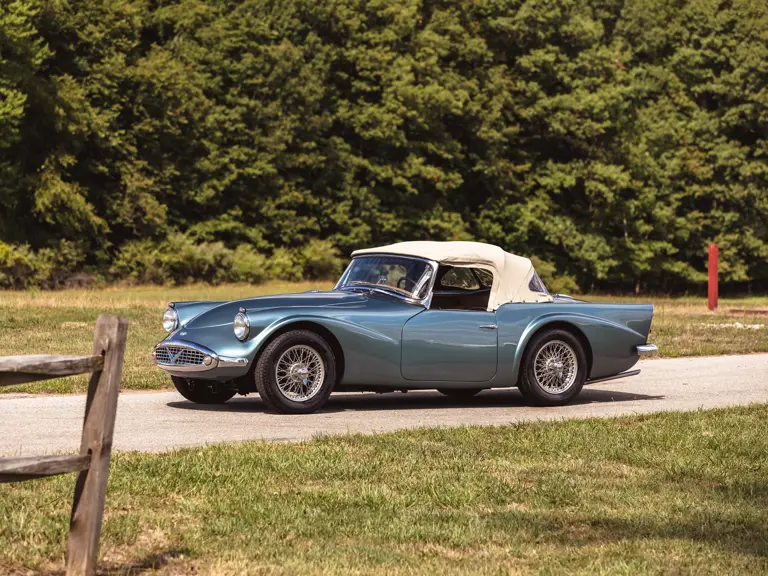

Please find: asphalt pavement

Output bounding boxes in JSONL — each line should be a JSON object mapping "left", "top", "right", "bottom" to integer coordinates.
{"left": 1, "top": 354, "right": 766, "bottom": 455}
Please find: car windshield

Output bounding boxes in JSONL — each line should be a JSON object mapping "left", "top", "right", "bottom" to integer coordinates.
{"left": 337, "top": 256, "right": 432, "bottom": 300}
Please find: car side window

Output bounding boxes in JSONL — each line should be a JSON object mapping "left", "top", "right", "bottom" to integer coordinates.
{"left": 474, "top": 268, "right": 493, "bottom": 288}
{"left": 528, "top": 272, "right": 549, "bottom": 294}
{"left": 441, "top": 268, "right": 480, "bottom": 290}
{"left": 432, "top": 266, "right": 493, "bottom": 311}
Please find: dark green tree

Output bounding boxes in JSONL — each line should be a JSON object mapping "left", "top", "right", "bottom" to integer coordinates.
{"left": 0, "top": 0, "right": 765, "bottom": 290}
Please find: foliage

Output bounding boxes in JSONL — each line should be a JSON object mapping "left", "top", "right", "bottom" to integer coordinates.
{"left": 108, "top": 234, "right": 341, "bottom": 285}
{"left": 0, "top": 239, "right": 88, "bottom": 289}
{"left": 530, "top": 256, "right": 580, "bottom": 295}
{"left": 0, "top": 242, "right": 35, "bottom": 289}
{"left": 0, "top": 0, "right": 766, "bottom": 291}
{"left": 298, "top": 239, "right": 344, "bottom": 280}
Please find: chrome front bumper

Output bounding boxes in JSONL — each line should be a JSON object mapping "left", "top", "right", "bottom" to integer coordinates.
{"left": 637, "top": 344, "right": 659, "bottom": 357}
{"left": 152, "top": 341, "right": 248, "bottom": 373}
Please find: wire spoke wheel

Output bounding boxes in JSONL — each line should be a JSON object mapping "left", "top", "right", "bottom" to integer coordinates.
{"left": 533, "top": 340, "right": 578, "bottom": 394}
{"left": 275, "top": 344, "right": 326, "bottom": 402}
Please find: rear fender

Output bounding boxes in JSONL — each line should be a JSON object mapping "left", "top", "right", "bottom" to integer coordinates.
{"left": 511, "top": 313, "right": 647, "bottom": 382}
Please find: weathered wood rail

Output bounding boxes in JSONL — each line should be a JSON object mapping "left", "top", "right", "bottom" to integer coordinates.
{"left": 0, "top": 314, "right": 128, "bottom": 576}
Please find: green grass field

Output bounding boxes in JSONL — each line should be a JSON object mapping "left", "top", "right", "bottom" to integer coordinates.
{"left": 1, "top": 405, "right": 766, "bottom": 575}
{"left": 1, "top": 283, "right": 767, "bottom": 394}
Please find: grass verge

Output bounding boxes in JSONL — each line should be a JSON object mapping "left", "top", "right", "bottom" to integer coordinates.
{"left": 1, "top": 284, "right": 767, "bottom": 394}
{"left": 1, "top": 405, "right": 766, "bottom": 574}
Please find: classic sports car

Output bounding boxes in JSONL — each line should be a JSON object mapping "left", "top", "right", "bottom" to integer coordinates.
{"left": 152, "top": 241, "right": 658, "bottom": 413}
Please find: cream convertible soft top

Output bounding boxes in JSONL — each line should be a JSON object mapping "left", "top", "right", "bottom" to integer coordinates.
{"left": 351, "top": 241, "right": 553, "bottom": 311}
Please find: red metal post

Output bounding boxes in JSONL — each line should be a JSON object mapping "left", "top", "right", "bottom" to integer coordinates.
{"left": 708, "top": 243, "right": 719, "bottom": 311}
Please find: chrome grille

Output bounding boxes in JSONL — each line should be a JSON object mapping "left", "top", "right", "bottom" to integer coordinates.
{"left": 155, "top": 345, "right": 206, "bottom": 366}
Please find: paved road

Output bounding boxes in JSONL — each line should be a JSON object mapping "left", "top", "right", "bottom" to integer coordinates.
{"left": 1, "top": 354, "right": 766, "bottom": 455}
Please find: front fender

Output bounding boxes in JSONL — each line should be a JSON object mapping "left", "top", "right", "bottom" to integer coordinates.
{"left": 244, "top": 313, "right": 407, "bottom": 386}
{"left": 172, "top": 301, "right": 226, "bottom": 327}
{"left": 249, "top": 314, "right": 397, "bottom": 354}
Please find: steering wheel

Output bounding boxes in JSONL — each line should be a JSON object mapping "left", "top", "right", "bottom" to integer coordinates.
{"left": 397, "top": 276, "right": 416, "bottom": 291}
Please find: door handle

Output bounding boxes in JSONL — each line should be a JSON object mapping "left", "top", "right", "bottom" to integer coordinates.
{"left": 479, "top": 325, "right": 497, "bottom": 330}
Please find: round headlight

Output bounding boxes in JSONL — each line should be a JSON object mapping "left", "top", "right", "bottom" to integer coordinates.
{"left": 162, "top": 307, "right": 179, "bottom": 332}
{"left": 234, "top": 312, "right": 250, "bottom": 341}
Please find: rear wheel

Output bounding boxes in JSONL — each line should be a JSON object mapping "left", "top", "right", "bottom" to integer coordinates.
{"left": 171, "top": 376, "right": 235, "bottom": 404}
{"left": 518, "top": 329, "right": 587, "bottom": 406}
{"left": 437, "top": 388, "right": 482, "bottom": 398}
{"left": 255, "top": 330, "right": 336, "bottom": 414}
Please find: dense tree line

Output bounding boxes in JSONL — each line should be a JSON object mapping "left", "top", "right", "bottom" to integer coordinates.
{"left": 0, "top": 0, "right": 766, "bottom": 292}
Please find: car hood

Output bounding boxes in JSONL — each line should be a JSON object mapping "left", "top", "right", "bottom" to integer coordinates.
{"left": 182, "top": 290, "right": 370, "bottom": 329}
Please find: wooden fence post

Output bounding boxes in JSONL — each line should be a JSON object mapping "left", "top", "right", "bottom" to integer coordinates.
{"left": 65, "top": 314, "right": 128, "bottom": 576}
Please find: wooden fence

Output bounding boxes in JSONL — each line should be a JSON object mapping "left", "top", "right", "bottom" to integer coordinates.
{"left": 0, "top": 314, "right": 128, "bottom": 576}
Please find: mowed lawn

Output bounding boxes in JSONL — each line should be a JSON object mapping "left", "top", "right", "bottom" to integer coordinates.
{"left": 0, "top": 284, "right": 767, "bottom": 394}
{"left": 1, "top": 406, "right": 766, "bottom": 575}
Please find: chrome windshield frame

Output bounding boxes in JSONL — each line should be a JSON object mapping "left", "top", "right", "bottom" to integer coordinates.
{"left": 335, "top": 254, "right": 438, "bottom": 307}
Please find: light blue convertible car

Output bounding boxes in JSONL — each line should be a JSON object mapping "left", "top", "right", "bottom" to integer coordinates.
{"left": 153, "top": 241, "right": 657, "bottom": 413}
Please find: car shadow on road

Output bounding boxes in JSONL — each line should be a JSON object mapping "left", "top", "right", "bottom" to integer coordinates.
{"left": 167, "top": 388, "right": 664, "bottom": 414}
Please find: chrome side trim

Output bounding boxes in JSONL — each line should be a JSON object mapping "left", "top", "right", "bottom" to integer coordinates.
{"left": 637, "top": 344, "right": 659, "bottom": 357}
{"left": 585, "top": 369, "right": 641, "bottom": 385}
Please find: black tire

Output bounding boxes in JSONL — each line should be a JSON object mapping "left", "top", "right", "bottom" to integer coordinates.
{"left": 255, "top": 330, "right": 337, "bottom": 414}
{"left": 437, "top": 388, "right": 482, "bottom": 398}
{"left": 518, "top": 329, "right": 587, "bottom": 406}
{"left": 171, "top": 376, "right": 235, "bottom": 404}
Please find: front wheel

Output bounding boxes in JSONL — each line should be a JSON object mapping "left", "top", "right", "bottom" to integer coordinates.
{"left": 171, "top": 376, "right": 235, "bottom": 404}
{"left": 255, "top": 330, "right": 336, "bottom": 414}
{"left": 518, "top": 329, "right": 587, "bottom": 406}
